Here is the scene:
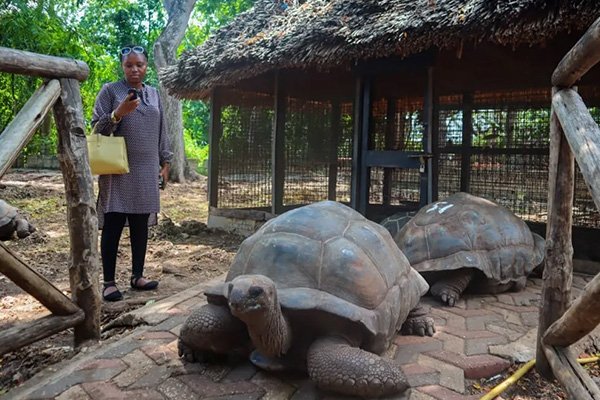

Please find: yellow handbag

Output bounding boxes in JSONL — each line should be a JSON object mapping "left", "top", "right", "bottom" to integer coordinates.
{"left": 87, "top": 125, "right": 129, "bottom": 175}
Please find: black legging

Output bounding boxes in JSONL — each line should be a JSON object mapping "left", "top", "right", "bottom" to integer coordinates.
{"left": 101, "top": 212, "right": 150, "bottom": 283}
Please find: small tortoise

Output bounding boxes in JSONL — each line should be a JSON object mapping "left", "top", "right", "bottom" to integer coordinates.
{"left": 0, "top": 200, "right": 35, "bottom": 241}
{"left": 382, "top": 192, "right": 545, "bottom": 306}
{"left": 179, "top": 200, "right": 434, "bottom": 397}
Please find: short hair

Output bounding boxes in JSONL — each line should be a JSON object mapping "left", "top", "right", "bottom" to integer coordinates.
{"left": 119, "top": 44, "right": 149, "bottom": 62}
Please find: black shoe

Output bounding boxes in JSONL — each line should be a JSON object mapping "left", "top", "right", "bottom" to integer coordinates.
{"left": 102, "top": 283, "right": 123, "bottom": 301}
{"left": 130, "top": 277, "right": 159, "bottom": 291}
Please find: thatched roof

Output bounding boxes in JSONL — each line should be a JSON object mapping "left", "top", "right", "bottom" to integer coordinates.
{"left": 161, "top": 0, "right": 599, "bottom": 99}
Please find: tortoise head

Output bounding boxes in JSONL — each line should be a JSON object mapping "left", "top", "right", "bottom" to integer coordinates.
{"left": 227, "top": 275, "right": 278, "bottom": 319}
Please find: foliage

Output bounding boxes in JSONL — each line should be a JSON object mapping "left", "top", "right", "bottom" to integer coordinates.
{"left": 0, "top": 0, "right": 255, "bottom": 161}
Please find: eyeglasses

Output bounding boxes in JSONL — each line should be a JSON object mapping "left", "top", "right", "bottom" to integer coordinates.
{"left": 120, "top": 46, "right": 145, "bottom": 56}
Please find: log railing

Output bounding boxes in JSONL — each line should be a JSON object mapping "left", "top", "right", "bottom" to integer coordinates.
{"left": 0, "top": 46, "right": 100, "bottom": 354}
{"left": 536, "top": 17, "right": 600, "bottom": 400}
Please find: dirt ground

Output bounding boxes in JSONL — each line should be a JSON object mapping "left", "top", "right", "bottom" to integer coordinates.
{"left": 0, "top": 169, "right": 597, "bottom": 399}
{"left": 0, "top": 169, "right": 244, "bottom": 395}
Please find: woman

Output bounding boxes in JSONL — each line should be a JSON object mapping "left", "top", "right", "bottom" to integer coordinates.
{"left": 91, "top": 45, "right": 173, "bottom": 301}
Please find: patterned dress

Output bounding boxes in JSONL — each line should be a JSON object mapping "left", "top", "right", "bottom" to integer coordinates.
{"left": 92, "top": 80, "right": 173, "bottom": 228}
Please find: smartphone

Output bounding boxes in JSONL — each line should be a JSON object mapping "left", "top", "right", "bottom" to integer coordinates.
{"left": 127, "top": 88, "right": 138, "bottom": 100}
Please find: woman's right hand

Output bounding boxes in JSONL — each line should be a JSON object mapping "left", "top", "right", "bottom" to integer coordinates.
{"left": 113, "top": 93, "right": 140, "bottom": 119}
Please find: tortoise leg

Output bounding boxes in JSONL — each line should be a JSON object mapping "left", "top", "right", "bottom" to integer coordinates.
{"left": 474, "top": 279, "right": 518, "bottom": 295}
{"left": 14, "top": 217, "right": 33, "bottom": 239}
{"left": 401, "top": 304, "right": 435, "bottom": 336}
{"left": 307, "top": 336, "right": 408, "bottom": 397}
{"left": 430, "top": 269, "right": 474, "bottom": 306}
{"left": 178, "top": 303, "right": 251, "bottom": 362}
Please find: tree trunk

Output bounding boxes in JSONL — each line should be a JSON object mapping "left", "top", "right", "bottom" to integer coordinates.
{"left": 154, "top": 0, "right": 197, "bottom": 183}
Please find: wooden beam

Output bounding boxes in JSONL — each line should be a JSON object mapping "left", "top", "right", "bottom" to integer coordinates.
{"left": 542, "top": 345, "right": 600, "bottom": 400}
{"left": 0, "top": 242, "right": 80, "bottom": 316}
{"left": 210, "top": 206, "right": 275, "bottom": 221}
{"left": 0, "top": 310, "right": 85, "bottom": 356}
{"left": 0, "top": 79, "right": 61, "bottom": 177}
{"left": 553, "top": 89, "right": 600, "bottom": 211}
{"left": 423, "top": 66, "right": 434, "bottom": 205}
{"left": 353, "top": 77, "right": 372, "bottom": 215}
{"left": 0, "top": 47, "right": 89, "bottom": 81}
{"left": 536, "top": 87, "right": 575, "bottom": 379}
{"left": 382, "top": 97, "right": 396, "bottom": 206}
{"left": 208, "top": 88, "right": 223, "bottom": 208}
{"left": 328, "top": 100, "right": 341, "bottom": 201}
{"left": 351, "top": 76, "right": 364, "bottom": 211}
{"left": 53, "top": 78, "right": 101, "bottom": 346}
{"left": 544, "top": 271, "right": 600, "bottom": 346}
{"left": 552, "top": 17, "right": 600, "bottom": 88}
{"left": 460, "top": 93, "right": 473, "bottom": 192}
{"left": 272, "top": 72, "right": 286, "bottom": 215}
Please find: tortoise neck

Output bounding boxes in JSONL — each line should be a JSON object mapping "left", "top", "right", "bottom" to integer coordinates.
{"left": 245, "top": 300, "right": 291, "bottom": 357}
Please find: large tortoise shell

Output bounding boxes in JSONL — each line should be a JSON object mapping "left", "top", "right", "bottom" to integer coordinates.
{"left": 209, "top": 201, "right": 428, "bottom": 343}
{"left": 0, "top": 200, "right": 17, "bottom": 228}
{"left": 393, "top": 193, "right": 545, "bottom": 283}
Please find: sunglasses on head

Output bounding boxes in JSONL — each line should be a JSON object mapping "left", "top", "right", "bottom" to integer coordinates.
{"left": 120, "top": 46, "right": 145, "bottom": 56}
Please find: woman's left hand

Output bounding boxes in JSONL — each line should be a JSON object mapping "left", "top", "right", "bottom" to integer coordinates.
{"left": 160, "top": 163, "right": 170, "bottom": 189}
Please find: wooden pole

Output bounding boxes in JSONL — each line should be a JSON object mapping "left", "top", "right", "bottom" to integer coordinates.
{"left": 382, "top": 97, "right": 396, "bottom": 206}
{"left": 552, "top": 88, "right": 600, "bottom": 211}
{"left": 0, "top": 242, "right": 80, "bottom": 316}
{"left": 0, "top": 79, "right": 61, "bottom": 177}
{"left": 544, "top": 272, "right": 600, "bottom": 346}
{"left": 552, "top": 17, "right": 600, "bottom": 88}
{"left": 542, "top": 346, "right": 600, "bottom": 400}
{"left": 272, "top": 72, "right": 286, "bottom": 215}
{"left": 53, "top": 78, "right": 101, "bottom": 347}
{"left": 328, "top": 99, "right": 341, "bottom": 201}
{"left": 460, "top": 93, "right": 473, "bottom": 193}
{"left": 0, "top": 311, "right": 85, "bottom": 356}
{"left": 0, "top": 47, "right": 89, "bottom": 81}
{"left": 535, "top": 87, "right": 575, "bottom": 379}
{"left": 208, "top": 88, "right": 222, "bottom": 208}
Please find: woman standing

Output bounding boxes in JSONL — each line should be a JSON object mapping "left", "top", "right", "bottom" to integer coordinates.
{"left": 91, "top": 45, "right": 173, "bottom": 301}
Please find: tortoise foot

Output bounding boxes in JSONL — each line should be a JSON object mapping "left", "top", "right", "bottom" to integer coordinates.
{"left": 401, "top": 315, "right": 435, "bottom": 336}
{"left": 430, "top": 282, "right": 461, "bottom": 307}
{"left": 178, "top": 338, "right": 208, "bottom": 363}
{"left": 307, "top": 337, "right": 408, "bottom": 397}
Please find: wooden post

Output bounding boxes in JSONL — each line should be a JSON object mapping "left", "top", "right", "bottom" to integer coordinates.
{"left": 272, "top": 72, "right": 286, "bottom": 215}
{"left": 0, "top": 79, "right": 61, "bottom": 177}
{"left": 53, "top": 78, "right": 101, "bottom": 347}
{"left": 0, "top": 242, "right": 81, "bottom": 316}
{"left": 536, "top": 87, "right": 575, "bottom": 379}
{"left": 460, "top": 93, "right": 473, "bottom": 193}
{"left": 382, "top": 97, "right": 396, "bottom": 206}
{"left": 0, "top": 47, "right": 89, "bottom": 81}
{"left": 552, "top": 17, "right": 600, "bottom": 88}
{"left": 423, "top": 67, "right": 434, "bottom": 205}
{"left": 351, "top": 77, "right": 364, "bottom": 210}
{"left": 552, "top": 88, "right": 600, "bottom": 211}
{"left": 208, "top": 88, "right": 222, "bottom": 208}
{"left": 328, "top": 99, "right": 341, "bottom": 201}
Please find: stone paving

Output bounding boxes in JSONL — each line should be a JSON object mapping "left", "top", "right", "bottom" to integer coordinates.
{"left": 3, "top": 273, "right": 596, "bottom": 400}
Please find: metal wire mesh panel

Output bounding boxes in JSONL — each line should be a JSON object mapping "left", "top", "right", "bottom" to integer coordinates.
{"left": 470, "top": 153, "right": 549, "bottom": 222}
{"left": 369, "top": 167, "right": 421, "bottom": 205}
{"left": 437, "top": 153, "right": 461, "bottom": 199}
{"left": 283, "top": 98, "right": 342, "bottom": 206}
{"left": 335, "top": 102, "right": 354, "bottom": 203}
{"left": 218, "top": 93, "right": 273, "bottom": 209}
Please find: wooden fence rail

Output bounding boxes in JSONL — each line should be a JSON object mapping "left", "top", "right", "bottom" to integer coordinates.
{"left": 0, "top": 48, "right": 100, "bottom": 354}
{"left": 0, "top": 79, "right": 61, "bottom": 177}
{"left": 536, "top": 14, "right": 600, "bottom": 400}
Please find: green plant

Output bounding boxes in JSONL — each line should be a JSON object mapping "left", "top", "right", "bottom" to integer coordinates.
{"left": 184, "top": 128, "right": 209, "bottom": 175}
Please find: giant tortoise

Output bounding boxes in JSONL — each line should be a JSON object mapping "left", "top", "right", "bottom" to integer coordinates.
{"left": 179, "top": 200, "right": 434, "bottom": 397}
{"left": 382, "top": 192, "right": 545, "bottom": 306}
{"left": 0, "top": 200, "right": 35, "bottom": 241}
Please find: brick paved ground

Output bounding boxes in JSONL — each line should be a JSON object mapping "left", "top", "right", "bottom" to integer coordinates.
{"left": 3, "top": 273, "right": 595, "bottom": 400}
